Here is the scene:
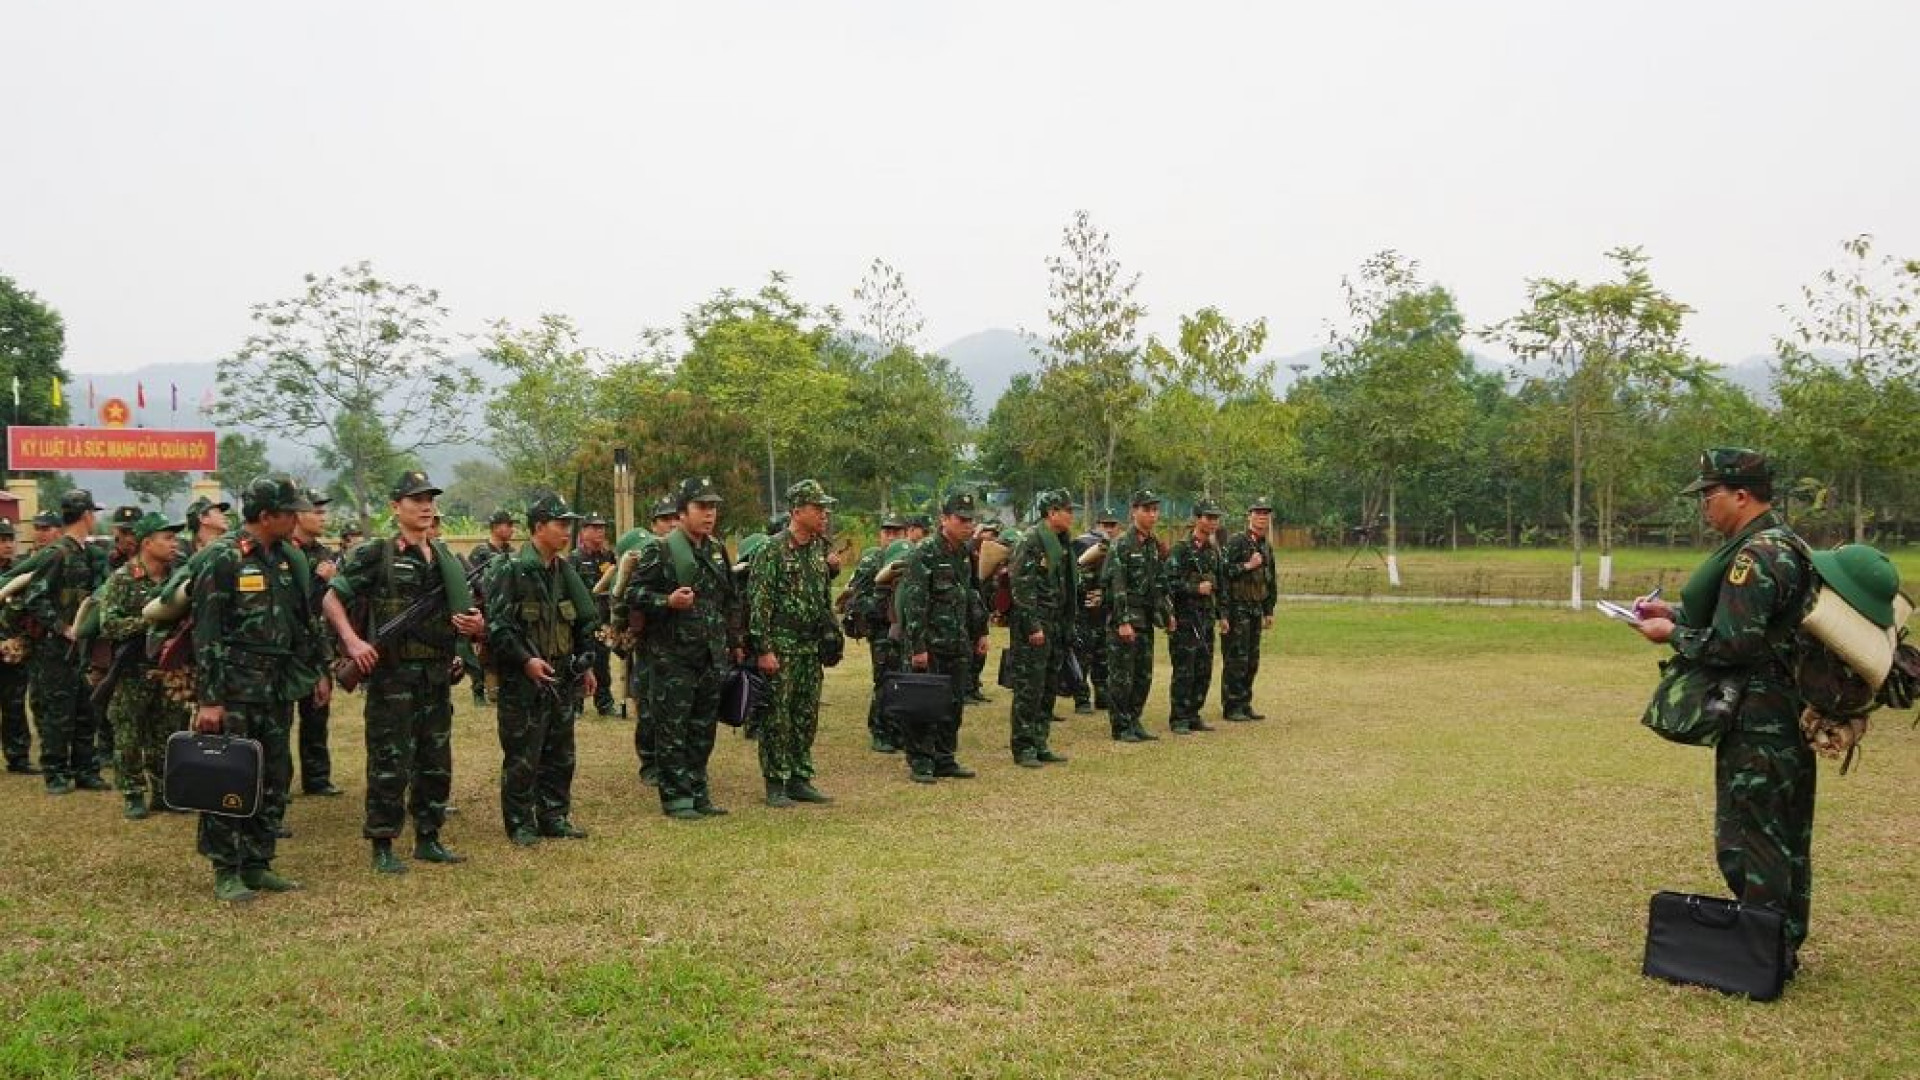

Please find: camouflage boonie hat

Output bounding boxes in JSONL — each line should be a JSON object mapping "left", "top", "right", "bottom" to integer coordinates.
{"left": 59, "top": 489, "right": 105, "bottom": 515}
{"left": 1193, "top": 497, "right": 1223, "bottom": 517}
{"left": 242, "top": 476, "right": 314, "bottom": 516}
{"left": 677, "top": 476, "right": 724, "bottom": 508}
{"left": 303, "top": 488, "right": 331, "bottom": 508}
{"left": 1130, "top": 488, "right": 1162, "bottom": 507}
{"left": 1680, "top": 448, "right": 1773, "bottom": 495}
{"left": 32, "top": 511, "right": 60, "bottom": 529}
{"left": 1096, "top": 505, "right": 1121, "bottom": 525}
{"left": 110, "top": 506, "right": 143, "bottom": 528}
{"left": 526, "top": 494, "right": 581, "bottom": 525}
{"left": 786, "top": 479, "right": 837, "bottom": 508}
{"left": 488, "top": 509, "right": 516, "bottom": 527}
{"left": 390, "top": 470, "right": 441, "bottom": 500}
{"left": 1247, "top": 495, "right": 1275, "bottom": 513}
{"left": 941, "top": 490, "right": 978, "bottom": 520}
{"left": 649, "top": 497, "right": 680, "bottom": 521}
{"left": 131, "top": 512, "right": 186, "bottom": 542}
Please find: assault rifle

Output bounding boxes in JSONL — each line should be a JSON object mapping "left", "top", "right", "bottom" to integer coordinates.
{"left": 334, "top": 560, "right": 487, "bottom": 693}
{"left": 87, "top": 636, "right": 146, "bottom": 712}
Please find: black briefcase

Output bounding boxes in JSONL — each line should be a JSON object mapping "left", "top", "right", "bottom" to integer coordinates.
{"left": 881, "top": 672, "right": 954, "bottom": 733}
{"left": 1056, "top": 650, "right": 1084, "bottom": 697}
{"left": 718, "top": 665, "right": 765, "bottom": 728}
{"left": 995, "top": 649, "right": 1014, "bottom": 690}
{"left": 1642, "top": 890, "right": 1788, "bottom": 1001}
{"left": 163, "top": 731, "right": 264, "bottom": 817}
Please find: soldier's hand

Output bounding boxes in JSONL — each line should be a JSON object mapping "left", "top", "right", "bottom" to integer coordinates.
{"left": 193, "top": 705, "right": 225, "bottom": 734}
{"left": 911, "top": 651, "right": 929, "bottom": 670}
{"left": 667, "top": 587, "right": 697, "bottom": 611}
{"left": 582, "top": 670, "right": 598, "bottom": 699}
{"left": 758, "top": 652, "right": 780, "bottom": 675}
{"left": 1197, "top": 580, "right": 1213, "bottom": 597}
{"left": 450, "top": 609, "right": 486, "bottom": 638}
{"left": 313, "top": 676, "right": 332, "bottom": 708}
{"left": 1245, "top": 552, "right": 1264, "bottom": 571}
{"left": 345, "top": 637, "right": 379, "bottom": 675}
{"left": 1636, "top": 617, "right": 1675, "bottom": 645}
{"left": 1027, "top": 630, "right": 1046, "bottom": 647}
{"left": 1218, "top": 619, "right": 1230, "bottom": 636}
{"left": 1117, "top": 623, "right": 1136, "bottom": 644}
{"left": 525, "top": 657, "right": 556, "bottom": 685}
{"left": 827, "top": 552, "right": 843, "bottom": 575}
{"left": 1167, "top": 616, "right": 1179, "bottom": 633}
{"left": 974, "top": 636, "right": 989, "bottom": 656}
{"left": 315, "top": 561, "right": 337, "bottom": 582}
{"left": 1634, "top": 596, "right": 1674, "bottom": 621}
{"left": 1262, "top": 615, "right": 1273, "bottom": 631}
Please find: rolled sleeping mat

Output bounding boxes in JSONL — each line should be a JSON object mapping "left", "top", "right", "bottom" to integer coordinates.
{"left": 976, "top": 538, "right": 1012, "bottom": 582}
{"left": 1077, "top": 541, "right": 1110, "bottom": 568}
{"left": 1799, "top": 588, "right": 1914, "bottom": 692}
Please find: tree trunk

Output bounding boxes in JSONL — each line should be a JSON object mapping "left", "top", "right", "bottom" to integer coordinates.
{"left": 1598, "top": 477, "right": 1614, "bottom": 592}
{"left": 1385, "top": 468, "right": 1401, "bottom": 587}
{"left": 766, "top": 433, "right": 778, "bottom": 515}
{"left": 1852, "top": 471, "right": 1865, "bottom": 543}
{"left": 1569, "top": 407, "right": 1584, "bottom": 610}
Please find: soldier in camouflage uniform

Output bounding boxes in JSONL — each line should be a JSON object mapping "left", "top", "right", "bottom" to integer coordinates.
{"left": 845, "top": 512, "right": 909, "bottom": 752}
{"left": 747, "top": 479, "right": 838, "bottom": 806}
{"left": 1103, "top": 489, "right": 1173, "bottom": 743}
{"left": 571, "top": 513, "right": 619, "bottom": 717}
{"left": 619, "top": 498, "right": 680, "bottom": 785}
{"left": 1165, "top": 498, "right": 1226, "bottom": 733}
{"left": 326, "top": 471, "right": 486, "bottom": 871}
{"left": 1220, "top": 496, "right": 1277, "bottom": 722}
{"left": 0, "top": 521, "right": 34, "bottom": 774}
{"left": 1634, "top": 449, "right": 1819, "bottom": 968}
{"left": 1070, "top": 506, "right": 1122, "bottom": 713}
{"left": 485, "top": 494, "right": 600, "bottom": 845}
{"left": 895, "top": 491, "right": 989, "bottom": 783}
{"left": 107, "top": 506, "right": 141, "bottom": 571}
{"left": 289, "top": 488, "right": 344, "bottom": 796}
{"left": 97, "top": 512, "right": 187, "bottom": 818}
{"left": 965, "top": 522, "right": 1002, "bottom": 705}
{"left": 179, "top": 496, "right": 231, "bottom": 560}
{"left": 6, "top": 489, "right": 112, "bottom": 793}
{"left": 624, "top": 477, "right": 742, "bottom": 820}
{"left": 1006, "top": 490, "right": 1076, "bottom": 767}
{"left": 464, "top": 509, "right": 518, "bottom": 705}
{"left": 189, "top": 477, "right": 327, "bottom": 903}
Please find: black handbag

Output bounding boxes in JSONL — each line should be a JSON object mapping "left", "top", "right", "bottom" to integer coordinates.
{"left": 880, "top": 671, "right": 954, "bottom": 734}
{"left": 1056, "top": 650, "right": 1084, "bottom": 697}
{"left": 1642, "top": 890, "right": 1788, "bottom": 1001}
{"left": 995, "top": 649, "right": 1014, "bottom": 690}
{"left": 719, "top": 666, "right": 765, "bottom": 728}
{"left": 162, "top": 731, "right": 264, "bottom": 817}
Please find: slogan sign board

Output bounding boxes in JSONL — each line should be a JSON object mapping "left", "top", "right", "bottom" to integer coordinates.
{"left": 6, "top": 427, "right": 218, "bottom": 471}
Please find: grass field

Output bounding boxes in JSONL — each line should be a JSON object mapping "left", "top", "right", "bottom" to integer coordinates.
{"left": 2, "top": 604, "right": 1916, "bottom": 1079}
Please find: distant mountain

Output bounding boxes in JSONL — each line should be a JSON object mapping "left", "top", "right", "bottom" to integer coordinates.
{"left": 936, "top": 328, "right": 1035, "bottom": 416}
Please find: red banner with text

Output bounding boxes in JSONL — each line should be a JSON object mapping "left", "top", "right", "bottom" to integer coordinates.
{"left": 6, "top": 427, "right": 218, "bottom": 471}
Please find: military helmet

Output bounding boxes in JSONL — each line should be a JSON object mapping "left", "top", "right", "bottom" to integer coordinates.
{"left": 1810, "top": 545, "right": 1902, "bottom": 629}
{"left": 241, "top": 476, "right": 314, "bottom": 517}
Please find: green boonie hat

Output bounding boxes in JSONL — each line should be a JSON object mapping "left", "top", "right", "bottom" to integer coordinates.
{"left": 880, "top": 511, "right": 908, "bottom": 530}
{"left": 941, "top": 490, "right": 978, "bottom": 519}
{"left": 60, "top": 489, "right": 105, "bottom": 515}
{"left": 488, "top": 509, "right": 516, "bottom": 527}
{"left": 1811, "top": 545, "right": 1902, "bottom": 629}
{"left": 650, "top": 497, "right": 679, "bottom": 520}
{"left": 132, "top": 512, "right": 186, "bottom": 542}
{"left": 0, "top": 520, "right": 14, "bottom": 538}
{"left": 1130, "top": 488, "right": 1162, "bottom": 507}
{"left": 32, "top": 511, "right": 60, "bottom": 529}
{"left": 526, "top": 494, "right": 580, "bottom": 525}
{"left": 1248, "top": 495, "right": 1275, "bottom": 512}
{"left": 110, "top": 506, "right": 142, "bottom": 528}
{"left": 735, "top": 532, "right": 771, "bottom": 567}
{"left": 677, "top": 476, "right": 724, "bottom": 508}
{"left": 1680, "top": 448, "right": 1773, "bottom": 495}
{"left": 615, "top": 527, "right": 653, "bottom": 556}
{"left": 242, "top": 476, "right": 314, "bottom": 516}
{"left": 390, "top": 470, "right": 441, "bottom": 500}
{"left": 580, "top": 512, "right": 609, "bottom": 527}
{"left": 882, "top": 539, "right": 914, "bottom": 563}
{"left": 303, "top": 488, "right": 331, "bottom": 508}
{"left": 785, "top": 479, "right": 837, "bottom": 508}
{"left": 1193, "top": 498, "right": 1223, "bottom": 517}
{"left": 1096, "top": 505, "right": 1121, "bottom": 524}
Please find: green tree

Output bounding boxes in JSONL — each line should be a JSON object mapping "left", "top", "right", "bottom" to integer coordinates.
{"left": 1320, "top": 253, "right": 1473, "bottom": 584}
{"left": 0, "top": 273, "right": 74, "bottom": 478}
{"left": 210, "top": 433, "right": 271, "bottom": 501}
{"left": 123, "top": 470, "right": 190, "bottom": 511}
{"left": 1489, "top": 247, "right": 1694, "bottom": 606}
{"left": 570, "top": 390, "right": 766, "bottom": 528}
{"left": 438, "top": 458, "right": 522, "bottom": 522}
{"left": 480, "top": 314, "right": 605, "bottom": 493}
{"left": 1772, "top": 234, "right": 1920, "bottom": 542}
{"left": 210, "top": 261, "right": 482, "bottom": 519}
{"left": 977, "top": 373, "right": 1080, "bottom": 510}
{"left": 1036, "top": 210, "right": 1148, "bottom": 507}
{"left": 1143, "top": 307, "right": 1273, "bottom": 499}
{"left": 838, "top": 260, "right": 972, "bottom": 513}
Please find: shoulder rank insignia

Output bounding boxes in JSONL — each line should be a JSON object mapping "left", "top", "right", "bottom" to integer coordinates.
{"left": 1728, "top": 551, "right": 1755, "bottom": 586}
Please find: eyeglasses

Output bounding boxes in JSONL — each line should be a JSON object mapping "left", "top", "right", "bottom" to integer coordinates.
{"left": 1698, "top": 487, "right": 1736, "bottom": 504}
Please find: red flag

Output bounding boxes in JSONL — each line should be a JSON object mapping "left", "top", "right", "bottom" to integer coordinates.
{"left": 137, "top": 382, "right": 146, "bottom": 408}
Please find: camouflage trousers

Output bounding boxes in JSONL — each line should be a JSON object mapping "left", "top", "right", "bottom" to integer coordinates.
{"left": 866, "top": 635, "right": 904, "bottom": 746}
{"left": 648, "top": 654, "right": 724, "bottom": 814}
{"left": 0, "top": 660, "right": 29, "bottom": 766}
{"left": 628, "top": 649, "right": 657, "bottom": 778}
{"left": 1072, "top": 611, "right": 1109, "bottom": 709}
{"left": 759, "top": 649, "right": 823, "bottom": 783}
{"left": 495, "top": 674, "right": 576, "bottom": 836}
{"left": 1168, "top": 613, "right": 1216, "bottom": 724}
{"left": 364, "top": 665, "right": 454, "bottom": 840}
{"left": 1007, "top": 628, "right": 1060, "bottom": 761}
{"left": 1105, "top": 627, "right": 1156, "bottom": 734}
{"left": 1220, "top": 605, "right": 1265, "bottom": 714}
{"left": 1715, "top": 725, "right": 1817, "bottom": 951}
{"left": 903, "top": 649, "right": 968, "bottom": 776}
{"left": 197, "top": 700, "right": 293, "bottom": 873}
{"left": 108, "top": 667, "right": 186, "bottom": 798}
{"left": 590, "top": 643, "right": 615, "bottom": 714}
{"left": 29, "top": 640, "right": 97, "bottom": 780}
{"left": 296, "top": 693, "right": 333, "bottom": 793}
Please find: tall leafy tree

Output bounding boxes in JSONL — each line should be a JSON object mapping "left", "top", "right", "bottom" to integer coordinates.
{"left": 838, "top": 260, "right": 971, "bottom": 513}
{"left": 0, "top": 273, "right": 74, "bottom": 479}
{"left": 1036, "top": 210, "right": 1148, "bottom": 507}
{"left": 123, "top": 470, "right": 191, "bottom": 510}
{"left": 211, "top": 261, "right": 482, "bottom": 518}
{"left": 1772, "top": 234, "right": 1920, "bottom": 541}
{"left": 1143, "top": 307, "right": 1274, "bottom": 499}
{"left": 852, "top": 258, "right": 926, "bottom": 351}
{"left": 210, "top": 433, "right": 271, "bottom": 500}
{"left": 480, "top": 314, "right": 605, "bottom": 493}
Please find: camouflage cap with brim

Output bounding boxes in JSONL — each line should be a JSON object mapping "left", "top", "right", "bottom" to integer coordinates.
{"left": 185, "top": 496, "right": 231, "bottom": 521}
{"left": 303, "top": 488, "right": 332, "bottom": 508}
{"left": 880, "top": 512, "right": 909, "bottom": 530}
{"left": 1035, "top": 488, "right": 1075, "bottom": 515}
{"left": 677, "top": 476, "right": 724, "bottom": 508}
{"left": 1679, "top": 448, "right": 1773, "bottom": 495}
{"left": 59, "top": 489, "right": 106, "bottom": 515}
{"left": 907, "top": 514, "right": 934, "bottom": 530}
{"left": 941, "top": 490, "right": 978, "bottom": 520}
{"left": 243, "top": 476, "right": 314, "bottom": 515}
{"left": 1810, "top": 544, "right": 1902, "bottom": 629}
{"left": 488, "top": 509, "right": 517, "bottom": 526}
{"left": 0, "top": 520, "right": 14, "bottom": 538}
{"left": 1247, "top": 495, "right": 1275, "bottom": 513}
{"left": 110, "top": 506, "right": 143, "bottom": 528}
{"left": 580, "top": 513, "right": 610, "bottom": 527}
{"left": 132, "top": 512, "right": 187, "bottom": 542}
{"left": 1193, "top": 497, "right": 1223, "bottom": 517}
{"left": 32, "top": 511, "right": 60, "bottom": 529}
{"left": 1130, "top": 488, "right": 1162, "bottom": 508}
{"left": 526, "top": 494, "right": 582, "bottom": 524}
{"left": 650, "top": 497, "right": 680, "bottom": 521}
{"left": 786, "top": 479, "right": 837, "bottom": 508}
{"left": 390, "top": 470, "right": 442, "bottom": 500}
{"left": 1096, "top": 505, "right": 1122, "bottom": 524}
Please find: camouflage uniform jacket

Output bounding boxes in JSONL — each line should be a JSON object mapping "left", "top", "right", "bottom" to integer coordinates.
{"left": 747, "top": 530, "right": 831, "bottom": 656}
{"left": 1221, "top": 529, "right": 1277, "bottom": 615}
{"left": 1671, "top": 510, "right": 1811, "bottom": 736}
{"left": 844, "top": 546, "right": 888, "bottom": 632}
{"left": 330, "top": 535, "right": 460, "bottom": 666}
{"left": 1102, "top": 528, "right": 1172, "bottom": 631}
{"left": 624, "top": 529, "right": 741, "bottom": 671}
{"left": 97, "top": 559, "right": 169, "bottom": 647}
{"left": 8, "top": 535, "right": 109, "bottom": 636}
{"left": 896, "top": 535, "right": 984, "bottom": 655}
{"left": 1008, "top": 527, "right": 1076, "bottom": 639}
{"left": 1165, "top": 534, "right": 1227, "bottom": 622}
{"left": 485, "top": 546, "right": 600, "bottom": 675}
{"left": 191, "top": 534, "right": 323, "bottom": 706}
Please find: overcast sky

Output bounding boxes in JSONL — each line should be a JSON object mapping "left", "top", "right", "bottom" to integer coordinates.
{"left": 3, "top": 1, "right": 1915, "bottom": 375}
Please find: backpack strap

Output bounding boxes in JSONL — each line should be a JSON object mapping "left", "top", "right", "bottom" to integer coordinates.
{"left": 665, "top": 528, "right": 699, "bottom": 589}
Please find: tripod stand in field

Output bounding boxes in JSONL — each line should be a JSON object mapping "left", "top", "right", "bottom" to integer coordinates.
{"left": 1343, "top": 521, "right": 1387, "bottom": 569}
